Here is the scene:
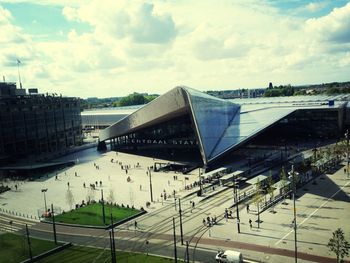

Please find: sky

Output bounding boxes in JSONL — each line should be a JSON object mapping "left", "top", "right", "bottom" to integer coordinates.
{"left": 0, "top": 0, "right": 350, "bottom": 98}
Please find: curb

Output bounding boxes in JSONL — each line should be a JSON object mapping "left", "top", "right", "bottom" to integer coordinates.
{"left": 41, "top": 210, "right": 147, "bottom": 230}
{"left": 20, "top": 242, "right": 72, "bottom": 263}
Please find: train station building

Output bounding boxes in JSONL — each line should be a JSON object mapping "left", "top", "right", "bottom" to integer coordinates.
{"left": 98, "top": 87, "right": 350, "bottom": 169}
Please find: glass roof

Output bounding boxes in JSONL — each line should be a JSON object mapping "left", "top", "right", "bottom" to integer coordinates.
{"left": 185, "top": 88, "right": 240, "bottom": 161}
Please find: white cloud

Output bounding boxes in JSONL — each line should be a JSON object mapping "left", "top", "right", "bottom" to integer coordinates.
{"left": 305, "top": 2, "right": 327, "bottom": 12}
{"left": 305, "top": 2, "right": 350, "bottom": 43}
{"left": 1, "top": 1, "right": 349, "bottom": 98}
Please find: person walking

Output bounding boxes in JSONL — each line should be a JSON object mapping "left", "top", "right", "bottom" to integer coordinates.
{"left": 249, "top": 219, "right": 252, "bottom": 229}
{"left": 134, "top": 221, "right": 138, "bottom": 229}
{"left": 246, "top": 204, "right": 250, "bottom": 213}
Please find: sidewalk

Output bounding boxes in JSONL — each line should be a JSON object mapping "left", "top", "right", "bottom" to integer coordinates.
{"left": 198, "top": 164, "right": 350, "bottom": 262}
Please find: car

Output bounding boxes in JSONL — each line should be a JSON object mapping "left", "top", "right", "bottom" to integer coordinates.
{"left": 215, "top": 250, "right": 243, "bottom": 263}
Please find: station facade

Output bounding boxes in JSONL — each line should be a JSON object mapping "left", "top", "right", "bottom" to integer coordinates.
{"left": 99, "top": 86, "right": 349, "bottom": 167}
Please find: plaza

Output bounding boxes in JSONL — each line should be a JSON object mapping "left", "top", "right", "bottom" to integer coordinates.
{"left": 0, "top": 147, "right": 200, "bottom": 219}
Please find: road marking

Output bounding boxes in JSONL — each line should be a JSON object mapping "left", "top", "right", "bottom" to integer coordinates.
{"left": 275, "top": 180, "right": 350, "bottom": 246}
{"left": 0, "top": 215, "right": 37, "bottom": 226}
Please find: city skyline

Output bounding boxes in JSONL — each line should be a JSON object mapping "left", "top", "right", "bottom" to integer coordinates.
{"left": 1, "top": 0, "right": 350, "bottom": 98}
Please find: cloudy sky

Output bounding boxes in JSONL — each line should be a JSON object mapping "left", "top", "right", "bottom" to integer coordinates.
{"left": 1, "top": 0, "right": 350, "bottom": 98}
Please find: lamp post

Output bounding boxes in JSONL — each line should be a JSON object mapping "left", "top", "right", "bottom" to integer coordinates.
{"left": 291, "top": 165, "right": 298, "bottom": 263}
{"left": 234, "top": 177, "right": 240, "bottom": 233}
{"left": 149, "top": 167, "right": 154, "bottom": 202}
{"left": 41, "top": 188, "right": 48, "bottom": 212}
{"left": 345, "top": 130, "right": 349, "bottom": 178}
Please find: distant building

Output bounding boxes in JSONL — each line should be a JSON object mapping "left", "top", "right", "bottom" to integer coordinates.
{"left": 0, "top": 82, "right": 82, "bottom": 164}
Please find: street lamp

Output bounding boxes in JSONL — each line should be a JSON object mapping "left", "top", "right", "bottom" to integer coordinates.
{"left": 290, "top": 165, "right": 298, "bottom": 263}
{"left": 41, "top": 188, "right": 48, "bottom": 213}
{"left": 148, "top": 167, "right": 154, "bottom": 202}
{"left": 233, "top": 177, "right": 240, "bottom": 233}
{"left": 345, "top": 130, "right": 349, "bottom": 178}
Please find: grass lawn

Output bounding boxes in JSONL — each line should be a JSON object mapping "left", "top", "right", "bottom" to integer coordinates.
{"left": 0, "top": 232, "right": 60, "bottom": 263}
{"left": 51, "top": 203, "right": 141, "bottom": 226}
{"left": 38, "top": 246, "right": 180, "bottom": 263}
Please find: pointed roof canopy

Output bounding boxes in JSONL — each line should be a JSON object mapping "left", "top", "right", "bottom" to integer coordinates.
{"left": 100, "top": 87, "right": 304, "bottom": 164}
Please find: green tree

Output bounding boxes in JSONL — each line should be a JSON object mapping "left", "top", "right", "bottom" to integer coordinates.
{"left": 280, "top": 166, "right": 289, "bottom": 203}
{"left": 114, "top": 93, "right": 158, "bottom": 107}
{"left": 66, "top": 189, "right": 75, "bottom": 210}
{"left": 267, "top": 171, "right": 275, "bottom": 211}
{"left": 327, "top": 228, "right": 349, "bottom": 262}
{"left": 253, "top": 178, "right": 264, "bottom": 228}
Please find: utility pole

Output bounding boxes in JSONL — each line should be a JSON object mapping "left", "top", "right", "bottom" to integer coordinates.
{"left": 41, "top": 188, "right": 48, "bottom": 213}
{"left": 25, "top": 224, "right": 32, "bottom": 260}
{"left": 149, "top": 168, "right": 154, "bottom": 202}
{"left": 51, "top": 204, "right": 57, "bottom": 244}
{"left": 17, "top": 59, "right": 22, "bottom": 89}
{"left": 292, "top": 165, "right": 298, "bottom": 263}
{"left": 110, "top": 214, "right": 116, "bottom": 263}
{"left": 109, "top": 231, "right": 115, "bottom": 263}
{"left": 172, "top": 217, "right": 178, "bottom": 263}
{"left": 198, "top": 167, "right": 203, "bottom": 196}
{"left": 234, "top": 178, "right": 240, "bottom": 233}
{"left": 185, "top": 241, "right": 190, "bottom": 263}
{"left": 178, "top": 198, "right": 184, "bottom": 245}
{"left": 346, "top": 130, "right": 349, "bottom": 178}
{"left": 101, "top": 189, "right": 106, "bottom": 225}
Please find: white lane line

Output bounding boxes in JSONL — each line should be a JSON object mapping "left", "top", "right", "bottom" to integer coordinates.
{"left": 0, "top": 215, "right": 36, "bottom": 226}
{"left": 275, "top": 180, "right": 350, "bottom": 246}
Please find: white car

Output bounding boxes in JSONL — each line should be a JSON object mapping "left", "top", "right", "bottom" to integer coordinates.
{"left": 215, "top": 250, "right": 243, "bottom": 263}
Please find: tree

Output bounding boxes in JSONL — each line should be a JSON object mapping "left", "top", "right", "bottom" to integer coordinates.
{"left": 86, "top": 188, "right": 95, "bottom": 203}
{"left": 107, "top": 188, "right": 115, "bottom": 204}
{"left": 66, "top": 189, "right": 75, "bottom": 210}
{"left": 253, "top": 178, "right": 264, "bottom": 228}
{"left": 327, "top": 228, "right": 349, "bottom": 262}
{"left": 107, "top": 188, "right": 115, "bottom": 214}
{"left": 129, "top": 187, "right": 135, "bottom": 206}
{"left": 114, "top": 93, "right": 158, "bottom": 107}
{"left": 280, "top": 166, "right": 289, "bottom": 203}
{"left": 267, "top": 171, "right": 275, "bottom": 212}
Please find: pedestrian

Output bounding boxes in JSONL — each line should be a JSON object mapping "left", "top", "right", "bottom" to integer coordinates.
{"left": 203, "top": 218, "right": 206, "bottom": 226}
{"left": 100, "top": 181, "right": 102, "bottom": 186}
{"left": 75, "top": 172, "right": 77, "bottom": 177}
{"left": 67, "top": 182, "right": 70, "bottom": 188}
{"left": 55, "top": 175, "right": 58, "bottom": 180}
{"left": 140, "top": 185, "right": 142, "bottom": 191}
{"left": 246, "top": 204, "right": 250, "bottom": 213}
{"left": 15, "top": 185, "right": 17, "bottom": 191}
{"left": 249, "top": 219, "right": 252, "bottom": 229}
{"left": 192, "top": 201, "right": 195, "bottom": 209}
{"left": 83, "top": 182, "right": 86, "bottom": 188}
{"left": 344, "top": 168, "right": 346, "bottom": 174}
{"left": 134, "top": 221, "right": 138, "bottom": 229}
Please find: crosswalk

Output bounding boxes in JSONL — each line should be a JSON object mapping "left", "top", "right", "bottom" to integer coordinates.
{"left": 0, "top": 213, "right": 37, "bottom": 233}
